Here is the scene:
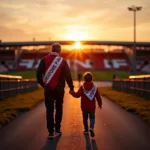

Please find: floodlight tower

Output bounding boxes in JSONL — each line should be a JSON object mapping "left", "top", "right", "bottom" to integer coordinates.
{"left": 128, "top": 5, "right": 142, "bottom": 74}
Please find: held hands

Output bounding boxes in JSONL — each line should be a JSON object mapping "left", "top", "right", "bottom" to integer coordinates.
{"left": 69, "top": 90, "right": 74, "bottom": 95}
{"left": 99, "top": 105, "right": 102, "bottom": 109}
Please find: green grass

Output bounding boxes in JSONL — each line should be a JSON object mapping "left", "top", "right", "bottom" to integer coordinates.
{"left": 0, "top": 87, "right": 44, "bottom": 128}
{"left": 2, "top": 70, "right": 36, "bottom": 79}
{"left": 89, "top": 70, "right": 130, "bottom": 81}
{"left": 71, "top": 70, "right": 146, "bottom": 81}
{"left": 99, "top": 87, "right": 150, "bottom": 124}
{"left": 1, "top": 70, "right": 148, "bottom": 80}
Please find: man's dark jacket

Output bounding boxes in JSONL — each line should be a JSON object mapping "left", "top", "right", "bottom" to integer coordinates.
{"left": 36, "top": 57, "right": 74, "bottom": 91}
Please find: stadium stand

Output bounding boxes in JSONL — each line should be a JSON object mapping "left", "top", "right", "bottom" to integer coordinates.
{"left": 0, "top": 48, "right": 149, "bottom": 73}
{"left": 0, "top": 50, "right": 14, "bottom": 72}
{"left": 16, "top": 51, "right": 130, "bottom": 71}
{"left": 0, "top": 65, "right": 8, "bottom": 73}
{"left": 136, "top": 50, "right": 150, "bottom": 73}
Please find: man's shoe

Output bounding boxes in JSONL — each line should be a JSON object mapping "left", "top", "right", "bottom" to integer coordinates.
{"left": 48, "top": 133, "right": 54, "bottom": 139}
{"left": 83, "top": 130, "right": 89, "bottom": 134}
{"left": 55, "top": 129, "right": 62, "bottom": 135}
{"left": 89, "top": 128, "right": 95, "bottom": 137}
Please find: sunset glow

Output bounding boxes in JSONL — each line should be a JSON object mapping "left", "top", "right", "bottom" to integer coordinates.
{"left": 73, "top": 42, "right": 82, "bottom": 49}
{"left": 0, "top": 0, "right": 149, "bottom": 41}
{"left": 66, "top": 31, "right": 87, "bottom": 41}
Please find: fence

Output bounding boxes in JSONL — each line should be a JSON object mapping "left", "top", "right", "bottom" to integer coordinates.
{"left": 0, "top": 74, "right": 38, "bottom": 100}
{"left": 112, "top": 75, "right": 150, "bottom": 98}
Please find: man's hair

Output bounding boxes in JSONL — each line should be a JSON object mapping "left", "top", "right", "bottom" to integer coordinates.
{"left": 52, "top": 43, "right": 61, "bottom": 53}
{"left": 84, "top": 72, "right": 93, "bottom": 82}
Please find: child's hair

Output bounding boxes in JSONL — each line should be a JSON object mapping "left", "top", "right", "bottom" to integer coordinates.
{"left": 84, "top": 72, "right": 93, "bottom": 82}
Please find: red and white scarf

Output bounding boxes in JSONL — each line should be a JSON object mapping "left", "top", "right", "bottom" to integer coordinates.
{"left": 43, "top": 52, "right": 63, "bottom": 87}
{"left": 82, "top": 85, "right": 97, "bottom": 101}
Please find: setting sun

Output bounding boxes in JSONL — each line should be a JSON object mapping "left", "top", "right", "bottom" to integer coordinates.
{"left": 66, "top": 31, "right": 86, "bottom": 41}
{"left": 73, "top": 42, "right": 81, "bottom": 49}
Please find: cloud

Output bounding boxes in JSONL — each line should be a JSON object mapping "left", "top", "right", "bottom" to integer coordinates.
{"left": 0, "top": 0, "right": 150, "bottom": 41}
{"left": 0, "top": 25, "right": 53, "bottom": 41}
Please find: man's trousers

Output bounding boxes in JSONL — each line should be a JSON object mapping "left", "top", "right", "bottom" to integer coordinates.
{"left": 44, "top": 87, "right": 64, "bottom": 133}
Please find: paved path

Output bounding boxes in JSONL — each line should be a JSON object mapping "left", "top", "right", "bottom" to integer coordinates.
{"left": 0, "top": 83, "right": 150, "bottom": 150}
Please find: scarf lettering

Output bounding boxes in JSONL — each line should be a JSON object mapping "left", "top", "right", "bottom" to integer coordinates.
{"left": 43, "top": 56, "right": 63, "bottom": 85}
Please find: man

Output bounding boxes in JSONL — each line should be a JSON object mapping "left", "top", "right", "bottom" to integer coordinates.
{"left": 36, "top": 43, "right": 74, "bottom": 139}
{"left": 77, "top": 72, "right": 82, "bottom": 87}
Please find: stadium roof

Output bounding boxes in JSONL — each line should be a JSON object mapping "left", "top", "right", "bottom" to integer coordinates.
{"left": 0, "top": 41, "right": 150, "bottom": 47}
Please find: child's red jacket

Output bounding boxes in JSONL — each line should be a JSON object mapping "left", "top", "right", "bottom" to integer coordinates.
{"left": 71, "top": 82, "right": 102, "bottom": 112}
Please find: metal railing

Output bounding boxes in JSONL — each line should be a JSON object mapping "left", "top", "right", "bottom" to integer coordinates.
{"left": 112, "top": 75, "right": 150, "bottom": 98}
{"left": 129, "top": 74, "right": 150, "bottom": 80}
{"left": 0, "top": 74, "right": 38, "bottom": 100}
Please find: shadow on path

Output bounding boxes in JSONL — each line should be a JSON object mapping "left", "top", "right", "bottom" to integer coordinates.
{"left": 91, "top": 139, "right": 98, "bottom": 150}
{"left": 84, "top": 134, "right": 98, "bottom": 150}
{"left": 41, "top": 135, "right": 61, "bottom": 150}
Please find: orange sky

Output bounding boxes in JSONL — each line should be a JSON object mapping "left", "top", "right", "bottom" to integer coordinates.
{"left": 0, "top": 0, "right": 150, "bottom": 42}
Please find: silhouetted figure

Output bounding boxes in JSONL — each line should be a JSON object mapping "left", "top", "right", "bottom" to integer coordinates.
{"left": 113, "top": 74, "right": 117, "bottom": 80}
{"left": 78, "top": 72, "right": 82, "bottom": 87}
{"left": 70, "top": 72, "right": 102, "bottom": 138}
{"left": 36, "top": 43, "right": 74, "bottom": 139}
{"left": 77, "top": 72, "right": 82, "bottom": 86}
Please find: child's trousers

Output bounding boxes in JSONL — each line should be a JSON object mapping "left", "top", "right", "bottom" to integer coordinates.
{"left": 82, "top": 111, "right": 95, "bottom": 131}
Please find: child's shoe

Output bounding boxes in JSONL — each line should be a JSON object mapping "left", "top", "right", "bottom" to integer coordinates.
{"left": 55, "top": 129, "right": 62, "bottom": 135}
{"left": 48, "top": 133, "right": 54, "bottom": 139}
{"left": 83, "top": 130, "right": 89, "bottom": 134}
{"left": 89, "top": 128, "right": 95, "bottom": 137}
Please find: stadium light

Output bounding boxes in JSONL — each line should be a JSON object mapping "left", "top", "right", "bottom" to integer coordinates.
{"left": 128, "top": 5, "right": 142, "bottom": 74}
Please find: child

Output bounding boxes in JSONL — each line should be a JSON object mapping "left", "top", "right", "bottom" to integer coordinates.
{"left": 70, "top": 72, "right": 102, "bottom": 137}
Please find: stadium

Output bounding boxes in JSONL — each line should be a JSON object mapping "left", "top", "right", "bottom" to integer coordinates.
{"left": 0, "top": 1, "right": 150, "bottom": 149}
{"left": 0, "top": 41, "right": 150, "bottom": 76}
